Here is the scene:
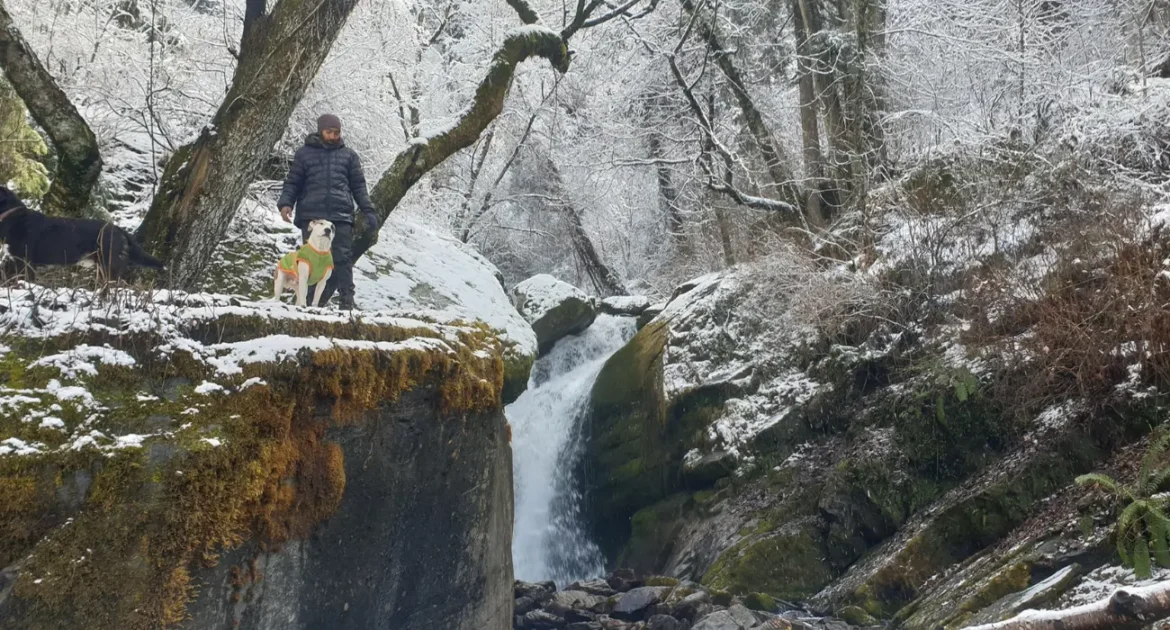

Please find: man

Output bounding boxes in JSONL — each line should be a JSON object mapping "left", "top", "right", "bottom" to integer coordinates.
{"left": 278, "top": 113, "right": 378, "bottom": 310}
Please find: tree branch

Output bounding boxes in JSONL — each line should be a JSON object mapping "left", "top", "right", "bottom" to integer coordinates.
{"left": 0, "top": 1, "right": 103, "bottom": 216}
{"left": 506, "top": 0, "right": 542, "bottom": 24}
{"left": 355, "top": 27, "right": 571, "bottom": 260}
{"left": 241, "top": 0, "right": 267, "bottom": 53}
{"left": 966, "top": 582, "right": 1170, "bottom": 630}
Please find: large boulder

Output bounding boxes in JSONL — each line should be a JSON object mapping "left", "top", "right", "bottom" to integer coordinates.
{"left": 202, "top": 202, "right": 538, "bottom": 404}
{"left": 513, "top": 274, "right": 598, "bottom": 355}
{"left": 0, "top": 288, "right": 514, "bottom": 630}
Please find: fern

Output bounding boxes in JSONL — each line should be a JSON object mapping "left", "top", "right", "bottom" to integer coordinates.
{"left": 1138, "top": 431, "right": 1170, "bottom": 495}
{"left": 1134, "top": 538, "right": 1153, "bottom": 579}
{"left": 1080, "top": 431, "right": 1170, "bottom": 578}
{"left": 1076, "top": 473, "right": 1123, "bottom": 496}
{"left": 1149, "top": 510, "right": 1170, "bottom": 568}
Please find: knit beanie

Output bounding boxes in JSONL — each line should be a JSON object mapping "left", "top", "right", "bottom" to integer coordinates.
{"left": 317, "top": 114, "right": 342, "bottom": 132}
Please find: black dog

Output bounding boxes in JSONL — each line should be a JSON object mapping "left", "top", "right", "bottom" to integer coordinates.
{"left": 0, "top": 186, "right": 164, "bottom": 282}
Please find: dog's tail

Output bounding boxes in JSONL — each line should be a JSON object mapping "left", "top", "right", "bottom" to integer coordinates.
{"left": 124, "top": 230, "right": 165, "bottom": 269}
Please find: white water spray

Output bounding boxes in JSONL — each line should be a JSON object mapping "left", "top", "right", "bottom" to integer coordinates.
{"left": 508, "top": 314, "right": 637, "bottom": 584}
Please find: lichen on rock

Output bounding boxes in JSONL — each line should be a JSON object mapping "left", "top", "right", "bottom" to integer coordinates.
{"left": 0, "top": 285, "right": 512, "bottom": 629}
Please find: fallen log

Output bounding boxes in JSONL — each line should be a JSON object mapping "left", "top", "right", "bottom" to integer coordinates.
{"left": 965, "top": 580, "right": 1170, "bottom": 630}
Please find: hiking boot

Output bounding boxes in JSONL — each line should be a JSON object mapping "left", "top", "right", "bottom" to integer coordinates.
{"left": 338, "top": 298, "right": 357, "bottom": 311}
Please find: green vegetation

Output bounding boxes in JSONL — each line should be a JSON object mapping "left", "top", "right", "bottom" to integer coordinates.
{"left": 1077, "top": 430, "right": 1170, "bottom": 578}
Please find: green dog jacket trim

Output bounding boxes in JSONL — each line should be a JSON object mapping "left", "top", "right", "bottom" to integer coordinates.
{"left": 277, "top": 243, "right": 334, "bottom": 286}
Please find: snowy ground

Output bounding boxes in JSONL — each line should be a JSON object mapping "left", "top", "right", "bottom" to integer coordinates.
{"left": 0, "top": 284, "right": 504, "bottom": 460}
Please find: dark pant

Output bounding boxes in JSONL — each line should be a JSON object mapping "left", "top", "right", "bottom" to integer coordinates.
{"left": 300, "top": 221, "right": 354, "bottom": 307}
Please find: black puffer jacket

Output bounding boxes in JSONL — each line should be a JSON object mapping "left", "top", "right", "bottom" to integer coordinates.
{"left": 277, "top": 134, "right": 374, "bottom": 225}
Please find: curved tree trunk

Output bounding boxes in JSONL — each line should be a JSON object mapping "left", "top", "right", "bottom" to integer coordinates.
{"left": 353, "top": 27, "right": 571, "bottom": 260}
{"left": 0, "top": 1, "right": 102, "bottom": 216}
{"left": 136, "top": 0, "right": 360, "bottom": 289}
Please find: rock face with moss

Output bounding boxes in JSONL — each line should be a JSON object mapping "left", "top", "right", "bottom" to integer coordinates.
{"left": 196, "top": 207, "right": 538, "bottom": 404}
{"left": 512, "top": 274, "right": 597, "bottom": 356}
{"left": 579, "top": 235, "right": 1163, "bottom": 629}
{"left": 0, "top": 288, "right": 513, "bottom": 630}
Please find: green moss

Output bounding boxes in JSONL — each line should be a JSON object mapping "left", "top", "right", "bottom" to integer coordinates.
{"left": 586, "top": 320, "right": 670, "bottom": 552}
{"left": 744, "top": 592, "right": 777, "bottom": 612}
{"left": 0, "top": 314, "right": 505, "bottom": 629}
{"left": 837, "top": 605, "right": 878, "bottom": 626}
{"left": 618, "top": 494, "right": 689, "bottom": 575}
{"left": 0, "top": 76, "right": 50, "bottom": 200}
{"left": 945, "top": 562, "right": 1030, "bottom": 627}
{"left": 840, "top": 439, "right": 1098, "bottom": 618}
{"left": 887, "top": 364, "right": 1010, "bottom": 480}
{"left": 703, "top": 520, "right": 833, "bottom": 602}
{"left": 644, "top": 576, "right": 681, "bottom": 587}
{"left": 710, "top": 589, "right": 734, "bottom": 607}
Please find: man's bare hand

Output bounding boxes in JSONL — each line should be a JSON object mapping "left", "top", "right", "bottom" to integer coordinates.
{"left": 280, "top": 206, "right": 293, "bottom": 223}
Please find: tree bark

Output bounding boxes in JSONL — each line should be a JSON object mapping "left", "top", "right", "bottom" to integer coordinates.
{"left": 679, "top": 0, "right": 803, "bottom": 214}
{"left": 137, "top": 0, "right": 360, "bottom": 288}
{"left": 966, "top": 582, "right": 1170, "bottom": 630}
{"left": 352, "top": 27, "right": 571, "bottom": 261}
{"left": 647, "top": 129, "right": 685, "bottom": 245}
{"left": 0, "top": 1, "right": 102, "bottom": 216}
{"left": 793, "top": 0, "right": 827, "bottom": 227}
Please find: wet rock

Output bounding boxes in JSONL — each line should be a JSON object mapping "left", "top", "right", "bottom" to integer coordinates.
{"left": 691, "top": 604, "right": 759, "bottom": 630}
{"left": 613, "top": 586, "right": 671, "bottom": 619}
{"left": 516, "top": 580, "right": 558, "bottom": 600}
{"left": 517, "top": 608, "right": 566, "bottom": 629}
{"left": 646, "top": 613, "right": 683, "bottom": 630}
{"left": 607, "top": 568, "right": 640, "bottom": 593}
{"left": 515, "top": 596, "right": 542, "bottom": 616}
{"left": 568, "top": 579, "right": 618, "bottom": 597}
{"left": 548, "top": 591, "right": 605, "bottom": 615}
{"left": 566, "top": 623, "right": 603, "bottom": 630}
{"left": 671, "top": 590, "right": 712, "bottom": 621}
{"left": 681, "top": 449, "right": 737, "bottom": 486}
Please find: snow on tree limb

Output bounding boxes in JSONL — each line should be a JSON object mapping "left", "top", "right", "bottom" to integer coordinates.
{"left": 966, "top": 581, "right": 1170, "bottom": 630}
{"left": 0, "top": 1, "right": 101, "bottom": 216}
{"left": 355, "top": 26, "right": 571, "bottom": 260}
{"left": 505, "top": 0, "right": 541, "bottom": 25}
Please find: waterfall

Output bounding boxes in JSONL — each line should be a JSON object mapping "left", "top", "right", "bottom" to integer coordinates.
{"left": 508, "top": 314, "right": 637, "bottom": 585}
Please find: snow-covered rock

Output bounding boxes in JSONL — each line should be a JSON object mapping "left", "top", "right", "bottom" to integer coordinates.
{"left": 201, "top": 199, "right": 538, "bottom": 401}
{"left": 600, "top": 295, "right": 652, "bottom": 317}
{"left": 512, "top": 274, "right": 597, "bottom": 355}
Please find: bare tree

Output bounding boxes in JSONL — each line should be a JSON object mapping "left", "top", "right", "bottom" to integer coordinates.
{"left": 0, "top": 0, "right": 102, "bottom": 216}
{"left": 352, "top": 0, "right": 658, "bottom": 264}
{"left": 136, "top": 0, "right": 362, "bottom": 288}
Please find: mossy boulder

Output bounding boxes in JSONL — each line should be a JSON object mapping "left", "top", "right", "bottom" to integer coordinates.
{"left": 620, "top": 494, "right": 690, "bottom": 576}
{"left": 585, "top": 319, "right": 671, "bottom": 555}
{"left": 702, "top": 519, "right": 834, "bottom": 602}
{"left": 201, "top": 213, "right": 538, "bottom": 403}
{"left": 0, "top": 291, "right": 513, "bottom": 630}
{"left": 811, "top": 432, "right": 1102, "bottom": 619}
{"left": 513, "top": 274, "right": 597, "bottom": 355}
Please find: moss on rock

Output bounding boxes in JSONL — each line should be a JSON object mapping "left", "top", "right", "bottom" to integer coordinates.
{"left": 0, "top": 311, "right": 504, "bottom": 629}
{"left": 702, "top": 519, "right": 834, "bottom": 602}
{"left": 586, "top": 319, "right": 671, "bottom": 554}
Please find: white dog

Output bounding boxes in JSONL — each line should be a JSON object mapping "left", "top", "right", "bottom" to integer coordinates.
{"left": 273, "top": 219, "right": 335, "bottom": 307}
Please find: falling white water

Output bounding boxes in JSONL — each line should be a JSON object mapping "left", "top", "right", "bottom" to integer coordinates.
{"left": 508, "top": 313, "right": 637, "bottom": 585}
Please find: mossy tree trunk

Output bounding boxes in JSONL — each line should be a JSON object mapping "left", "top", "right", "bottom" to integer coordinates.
{"left": 136, "top": 0, "right": 359, "bottom": 289}
{"left": 0, "top": 1, "right": 102, "bottom": 216}
{"left": 352, "top": 26, "right": 571, "bottom": 262}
